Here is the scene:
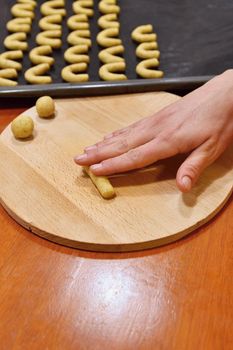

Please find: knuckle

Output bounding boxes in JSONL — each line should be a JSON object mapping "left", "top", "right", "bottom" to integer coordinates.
{"left": 102, "top": 158, "right": 116, "bottom": 173}
{"left": 101, "top": 159, "right": 109, "bottom": 170}
{"left": 203, "top": 138, "right": 221, "bottom": 161}
{"left": 127, "top": 148, "right": 141, "bottom": 167}
{"left": 113, "top": 127, "right": 128, "bottom": 137}
{"left": 91, "top": 142, "right": 107, "bottom": 159}
{"left": 92, "top": 143, "right": 101, "bottom": 157}
{"left": 157, "top": 128, "right": 187, "bottom": 154}
{"left": 157, "top": 129, "right": 174, "bottom": 143}
{"left": 156, "top": 132, "right": 168, "bottom": 144}
{"left": 117, "top": 138, "right": 129, "bottom": 153}
{"left": 185, "top": 164, "right": 199, "bottom": 178}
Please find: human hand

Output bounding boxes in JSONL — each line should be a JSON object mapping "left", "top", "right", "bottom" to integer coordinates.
{"left": 74, "top": 70, "right": 233, "bottom": 192}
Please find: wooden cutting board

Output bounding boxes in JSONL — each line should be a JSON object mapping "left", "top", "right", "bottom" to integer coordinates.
{"left": 0, "top": 92, "right": 232, "bottom": 252}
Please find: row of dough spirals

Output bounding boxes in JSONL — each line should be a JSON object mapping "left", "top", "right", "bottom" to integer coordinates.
{"left": 0, "top": 0, "right": 164, "bottom": 86}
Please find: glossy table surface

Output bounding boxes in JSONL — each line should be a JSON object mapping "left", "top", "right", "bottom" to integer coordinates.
{"left": 0, "top": 100, "right": 232, "bottom": 350}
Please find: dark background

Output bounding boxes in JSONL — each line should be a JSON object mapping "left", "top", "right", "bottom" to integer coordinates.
{"left": 0, "top": 0, "right": 232, "bottom": 86}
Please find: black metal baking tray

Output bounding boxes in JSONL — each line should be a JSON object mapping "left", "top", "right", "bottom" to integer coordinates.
{"left": 0, "top": 0, "right": 232, "bottom": 98}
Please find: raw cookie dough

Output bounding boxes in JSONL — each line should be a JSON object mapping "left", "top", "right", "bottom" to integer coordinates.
{"left": 98, "top": 13, "right": 120, "bottom": 29}
{"left": 0, "top": 68, "right": 18, "bottom": 86}
{"left": 41, "top": 0, "right": 66, "bottom": 17}
{"left": 4, "top": 32, "right": 28, "bottom": 51}
{"left": 0, "top": 77, "right": 18, "bottom": 86}
{"left": 17, "top": 0, "right": 37, "bottom": 7}
{"left": 83, "top": 166, "right": 115, "bottom": 199}
{"left": 0, "top": 50, "right": 23, "bottom": 71}
{"left": 72, "top": 0, "right": 94, "bottom": 17}
{"left": 136, "top": 58, "right": 164, "bottom": 78}
{"left": 131, "top": 24, "right": 157, "bottom": 43}
{"left": 0, "top": 68, "right": 18, "bottom": 78}
{"left": 25, "top": 63, "right": 52, "bottom": 84}
{"left": 61, "top": 63, "right": 89, "bottom": 82}
{"left": 39, "top": 14, "right": 62, "bottom": 31}
{"left": 98, "top": 0, "right": 120, "bottom": 15}
{"left": 11, "top": 3, "right": 35, "bottom": 19}
{"left": 97, "top": 27, "right": 121, "bottom": 47}
{"left": 64, "top": 45, "right": 89, "bottom": 64}
{"left": 7, "top": 17, "right": 32, "bottom": 33}
{"left": 11, "top": 115, "right": 34, "bottom": 139}
{"left": 136, "top": 42, "right": 160, "bottom": 59}
{"left": 67, "top": 30, "right": 91, "bottom": 47}
{"left": 29, "top": 45, "right": 54, "bottom": 66}
{"left": 36, "top": 96, "right": 55, "bottom": 118}
{"left": 36, "top": 30, "right": 62, "bottom": 49}
{"left": 98, "top": 45, "right": 124, "bottom": 63}
{"left": 99, "top": 61, "right": 127, "bottom": 81}
{"left": 67, "top": 14, "right": 89, "bottom": 30}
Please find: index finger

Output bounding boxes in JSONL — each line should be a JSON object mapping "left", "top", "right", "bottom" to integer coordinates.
{"left": 90, "top": 137, "right": 179, "bottom": 175}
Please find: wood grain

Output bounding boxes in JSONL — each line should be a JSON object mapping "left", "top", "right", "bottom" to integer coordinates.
{"left": 0, "top": 92, "right": 233, "bottom": 252}
{"left": 0, "top": 103, "right": 232, "bottom": 349}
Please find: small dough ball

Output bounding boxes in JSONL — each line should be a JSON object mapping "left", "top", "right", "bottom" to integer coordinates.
{"left": 11, "top": 115, "right": 34, "bottom": 139}
{"left": 36, "top": 95, "right": 55, "bottom": 118}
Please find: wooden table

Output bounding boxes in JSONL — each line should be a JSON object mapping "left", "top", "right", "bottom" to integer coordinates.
{"left": 0, "top": 101, "right": 232, "bottom": 350}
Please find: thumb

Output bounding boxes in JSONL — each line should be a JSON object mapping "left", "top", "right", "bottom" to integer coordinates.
{"left": 176, "top": 142, "right": 217, "bottom": 192}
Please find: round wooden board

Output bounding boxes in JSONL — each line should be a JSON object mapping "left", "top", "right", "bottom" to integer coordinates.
{"left": 0, "top": 92, "right": 233, "bottom": 252}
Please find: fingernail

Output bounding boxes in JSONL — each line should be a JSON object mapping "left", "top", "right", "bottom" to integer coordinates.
{"left": 181, "top": 176, "right": 192, "bottom": 191}
{"left": 90, "top": 163, "right": 103, "bottom": 171}
{"left": 74, "top": 153, "right": 87, "bottom": 162}
{"left": 85, "top": 145, "right": 96, "bottom": 151}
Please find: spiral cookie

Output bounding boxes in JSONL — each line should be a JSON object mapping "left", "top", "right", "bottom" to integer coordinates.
{"left": 0, "top": 50, "right": 23, "bottom": 71}
{"left": 36, "top": 30, "right": 62, "bottom": 49}
{"left": 98, "top": 0, "right": 120, "bottom": 15}
{"left": 98, "top": 13, "right": 120, "bottom": 29}
{"left": 25, "top": 63, "right": 52, "bottom": 84}
{"left": 131, "top": 25, "right": 157, "bottom": 43}
{"left": 97, "top": 28, "right": 121, "bottom": 47}
{"left": 67, "top": 14, "right": 89, "bottom": 30}
{"left": 72, "top": 0, "right": 94, "bottom": 17}
{"left": 11, "top": 3, "right": 35, "bottom": 19}
{"left": 41, "top": 0, "right": 66, "bottom": 17}
{"left": 136, "top": 58, "right": 163, "bottom": 79}
{"left": 98, "top": 45, "right": 124, "bottom": 64}
{"left": 29, "top": 46, "right": 55, "bottom": 66}
{"left": 67, "top": 30, "right": 91, "bottom": 47}
{"left": 64, "top": 45, "right": 89, "bottom": 64}
{"left": 4, "top": 32, "right": 28, "bottom": 51}
{"left": 99, "top": 61, "right": 127, "bottom": 81}
{"left": 7, "top": 17, "right": 32, "bottom": 33}
{"left": 61, "top": 63, "right": 89, "bottom": 82}
{"left": 136, "top": 42, "right": 160, "bottom": 59}
{"left": 39, "top": 14, "right": 63, "bottom": 31}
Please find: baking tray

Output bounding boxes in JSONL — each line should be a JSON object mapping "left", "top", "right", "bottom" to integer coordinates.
{"left": 0, "top": 0, "right": 232, "bottom": 98}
